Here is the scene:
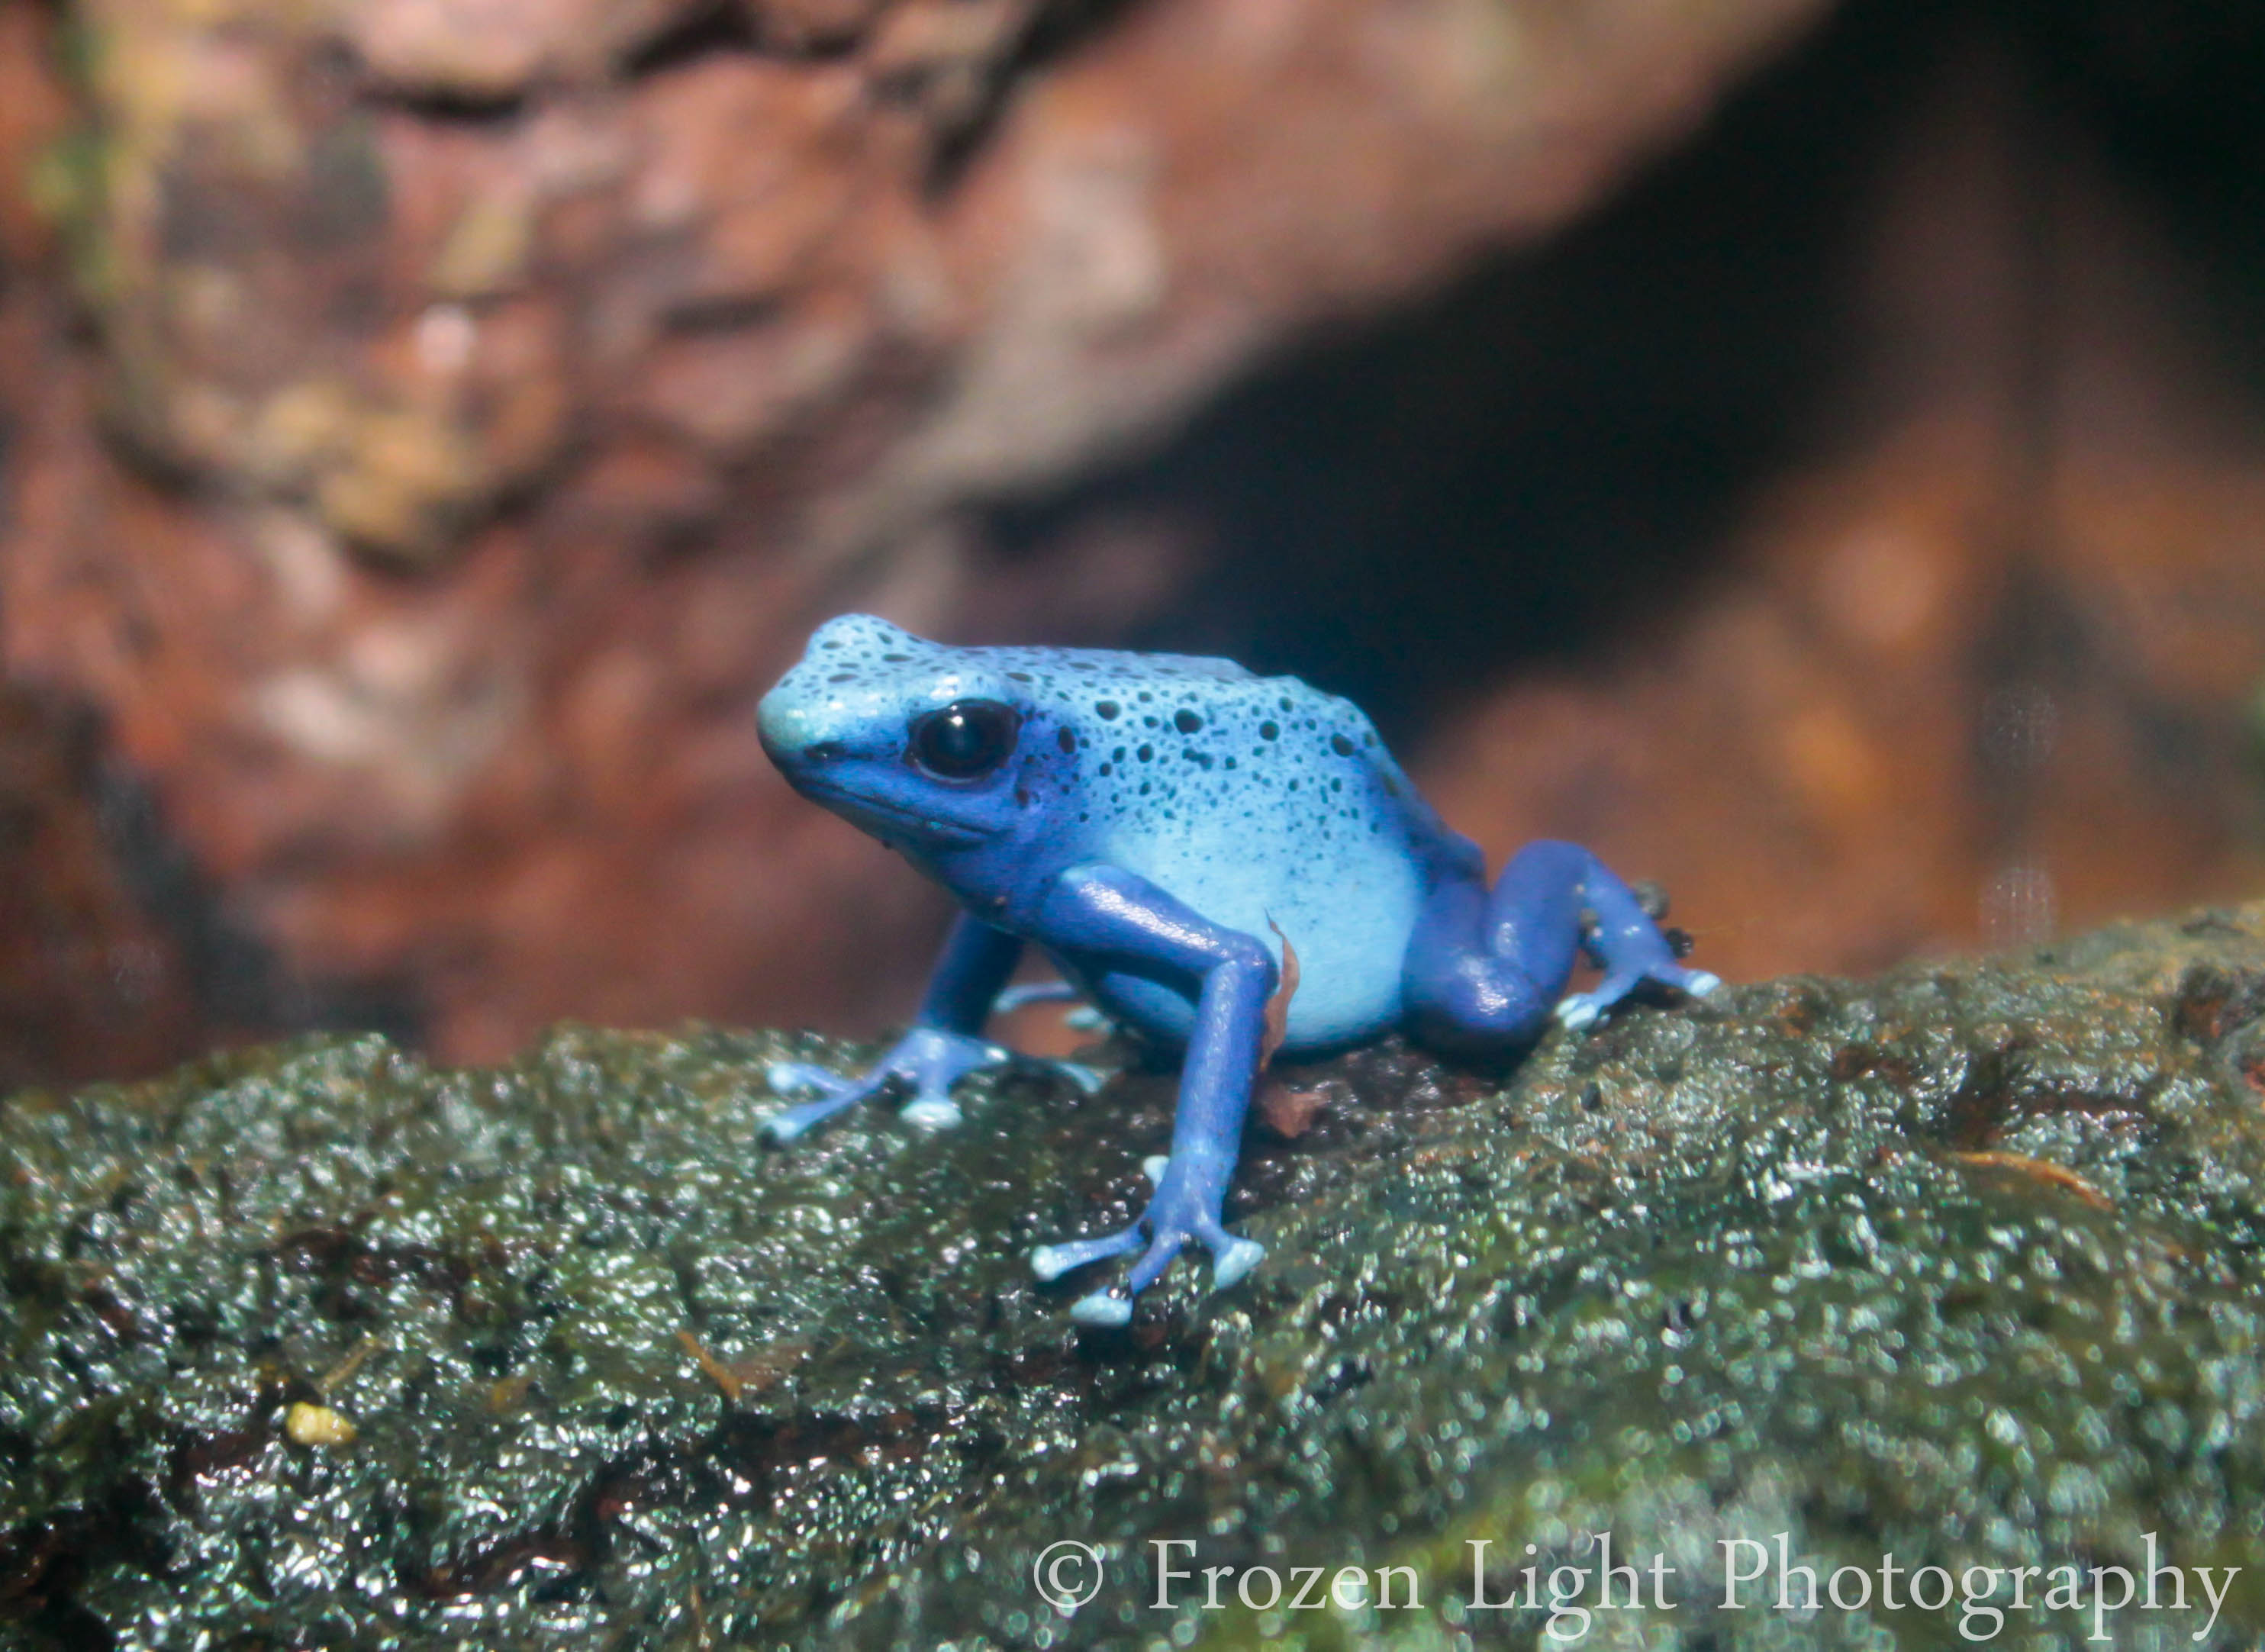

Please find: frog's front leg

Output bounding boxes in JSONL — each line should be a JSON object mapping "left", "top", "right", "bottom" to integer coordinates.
{"left": 1403, "top": 839, "right": 1719, "bottom": 1057}
{"left": 763, "top": 913, "right": 1023, "bottom": 1140}
{"left": 1024, "top": 865, "right": 1273, "bottom": 1328}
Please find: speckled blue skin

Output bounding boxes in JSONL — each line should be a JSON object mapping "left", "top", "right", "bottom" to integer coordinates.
{"left": 757, "top": 615, "right": 1720, "bottom": 1325}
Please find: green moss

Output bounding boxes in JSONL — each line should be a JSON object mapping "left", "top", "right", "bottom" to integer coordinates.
{"left": 6, "top": 913, "right": 2265, "bottom": 1647}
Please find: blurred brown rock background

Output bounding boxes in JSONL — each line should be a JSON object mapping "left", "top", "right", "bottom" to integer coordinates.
{"left": 0, "top": 0, "right": 2261, "bottom": 1081}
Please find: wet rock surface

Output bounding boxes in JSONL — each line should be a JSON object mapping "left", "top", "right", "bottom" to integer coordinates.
{"left": 7, "top": 903, "right": 2265, "bottom": 1647}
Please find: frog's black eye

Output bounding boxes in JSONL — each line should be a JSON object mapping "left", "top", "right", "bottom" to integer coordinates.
{"left": 909, "top": 700, "right": 1021, "bottom": 780}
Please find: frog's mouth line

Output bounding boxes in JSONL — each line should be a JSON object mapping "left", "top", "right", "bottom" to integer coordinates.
{"left": 789, "top": 776, "right": 994, "bottom": 849}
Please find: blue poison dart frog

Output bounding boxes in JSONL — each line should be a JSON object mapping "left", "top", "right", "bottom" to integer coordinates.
{"left": 756, "top": 615, "right": 1720, "bottom": 1326}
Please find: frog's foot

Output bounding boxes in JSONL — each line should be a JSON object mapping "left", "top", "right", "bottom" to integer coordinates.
{"left": 992, "top": 980, "right": 1083, "bottom": 1013}
{"left": 1051, "top": 1061, "right": 1110, "bottom": 1096}
{"left": 762, "top": 1026, "right": 1012, "bottom": 1141}
{"left": 994, "top": 980, "right": 1116, "bottom": 1041}
{"left": 1029, "top": 1160, "right": 1265, "bottom": 1327}
{"left": 1554, "top": 964, "right": 1722, "bottom": 1033}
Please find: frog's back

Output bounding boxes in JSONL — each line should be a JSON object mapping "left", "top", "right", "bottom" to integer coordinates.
{"left": 1026, "top": 661, "right": 1455, "bottom": 1052}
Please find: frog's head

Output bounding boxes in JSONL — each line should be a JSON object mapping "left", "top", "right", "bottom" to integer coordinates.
{"left": 758, "top": 615, "right": 1041, "bottom": 855}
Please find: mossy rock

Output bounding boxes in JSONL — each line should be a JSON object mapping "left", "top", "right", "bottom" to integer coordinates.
{"left": 6, "top": 907, "right": 2265, "bottom": 1648}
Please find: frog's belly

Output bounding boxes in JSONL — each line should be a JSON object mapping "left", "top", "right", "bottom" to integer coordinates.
{"left": 1049, "top": 845, "right": 1424, "bottom": 1053}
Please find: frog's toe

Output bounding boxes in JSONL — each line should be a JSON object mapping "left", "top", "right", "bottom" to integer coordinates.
{"left": 1556, "top": 962, "right": 1719, "bottom": 1034}
{"left": 1630, "top": 963, "right": 1719, "bottom": 1004}
{"left": 1039, "top": 1174, "right": 1265, "bottom": 1319}
{"left": 1030, "top": 1228, "right": 1143, "bottom": 1282}
{"left": 893, "top": 1057, "right": 981, "bottom": 1130}
{"left": 1554, "top": 993, "right": 1607, "bottom": 1032}
{"left": 762, "top": 1088, "right": 867, "bottom": 1142}
{"left": 1053, "top": 1061, "right": 1110, "bottom": 1095}
{"left": 1070, "top": 1289, "right": 1133, "bottom": 1328}
{"left": 1210, "top": 1237, "right": 1265, "bottom": 1293}
{"left": 761, "top": 1063, "right": 874, "bottom": 1141}
{"left": 993, "top": 980, "right": 1082, "bottom": 1013}
{"left": 897, "top": 1094, "right": 964, "bottom": 1130}
{"left": 765, "top": 1060, "right": 849, "bottom": 1098}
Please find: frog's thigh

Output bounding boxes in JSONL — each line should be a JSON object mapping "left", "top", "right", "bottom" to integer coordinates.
{"left": 1400, "top": 871, "right": 1560, "bottom": 1057}
{"left": 1078, "top": 968, "right": 1196, "bottom": 1046}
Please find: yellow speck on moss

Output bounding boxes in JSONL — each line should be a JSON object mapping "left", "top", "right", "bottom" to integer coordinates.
{"left": 285, "top": 1402, "right": 359, "bottom": 1448}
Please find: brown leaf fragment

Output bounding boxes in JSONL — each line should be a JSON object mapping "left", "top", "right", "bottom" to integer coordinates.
{"left": 730, "top": 1338, "right": 813, "bottom": 1393}
{"left": 1257, "top": 1084, "right": 1324, "bottom": 1141}
{"left": 1948, "top": 1150, "right": 2112, "bottom": 1210}
{"left": 317, "top": 1333, "right": 383, "bottom": 1396}
{"left": 1259, "top": 919, "right": 1300, "bottom": 1072}
{"left": 677, "top": 1329, "right": 746, "bottom": 1402}
{"left": 677, "top": 1330, "right": 813, "bottom": 1402}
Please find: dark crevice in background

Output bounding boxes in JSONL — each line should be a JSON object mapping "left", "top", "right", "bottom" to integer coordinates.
{"left": 355, "top": 85, "right": 529, "bottom": 124}
{"left": 343, "top": 31, "right": 530, "bottom": 124}
{"left": 2006, "top": 0, "right": 2265, "bottom": 407}
{"left": 621, "top": 0, "right": 764, "bottom": 79}
{"left": 979, "top": 0, "right": 2265, "bottom": 750}
{"left": 979, "top": 0, "right": 1964, "bottom": 742}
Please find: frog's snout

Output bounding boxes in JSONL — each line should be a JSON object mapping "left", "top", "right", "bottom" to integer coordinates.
{"left": 756, "top": 688, "right": 837, "bottom": 771}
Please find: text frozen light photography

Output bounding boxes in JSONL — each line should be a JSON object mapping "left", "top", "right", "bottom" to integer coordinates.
{"left": 1099, "top": 1531, "right": 2242, "bottom": 1642}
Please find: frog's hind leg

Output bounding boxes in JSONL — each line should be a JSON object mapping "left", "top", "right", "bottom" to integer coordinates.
{"left": 1402, "top": 839, "right": 1718, "bottom": 1056}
